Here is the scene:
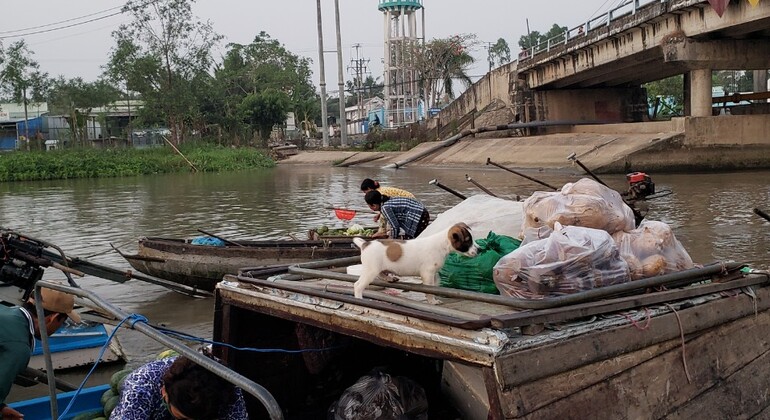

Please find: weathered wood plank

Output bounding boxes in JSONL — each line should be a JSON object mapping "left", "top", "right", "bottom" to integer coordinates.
{"left": 499, "top": 339, "right": 680, "bottom": 417}
{"left": 494, "top": 286, "right": 770, "bottom": 390}
{"left": 664, "top": 336, "right": 770, "bottom": 419}
{"left": 503, "top": 303, "right": 770, "bottom": 419}
{"left": 491, "top": 274, "right": 762, "bottom": 328}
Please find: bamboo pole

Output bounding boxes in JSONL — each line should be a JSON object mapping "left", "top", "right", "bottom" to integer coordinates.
{"left": 162, "top": 135, "right": 199, "bottom": 172}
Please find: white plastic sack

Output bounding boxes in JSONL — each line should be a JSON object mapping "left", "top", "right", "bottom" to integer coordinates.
{"left": 419, "top": 195, "right": 523, "bottom": 240}
{"left": 494, "top": 223, "right": 631, "bottom": 299}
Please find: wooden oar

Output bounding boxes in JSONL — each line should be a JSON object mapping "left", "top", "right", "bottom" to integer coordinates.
{"left": 197, "top": 229, "right": 245, "bottom": 247}
{"left": 754, "top": 208, "right": 770, "bottom": 222}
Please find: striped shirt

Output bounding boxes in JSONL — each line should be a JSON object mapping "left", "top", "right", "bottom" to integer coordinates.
{"left": 380, "top": 197, "right": 427, "bottom": 238}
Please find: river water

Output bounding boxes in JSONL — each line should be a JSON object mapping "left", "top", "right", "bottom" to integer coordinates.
{"left": 2, "top": 164, "right": 769, "bottom": 369}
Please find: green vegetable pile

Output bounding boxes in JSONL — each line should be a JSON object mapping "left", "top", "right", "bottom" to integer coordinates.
{"left": 314, "top": 224, "right": 374, "bottom": 237}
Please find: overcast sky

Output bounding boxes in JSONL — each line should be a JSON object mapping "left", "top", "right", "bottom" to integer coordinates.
{"left": 2, "top": 0, "right": 617, "bottom": 95}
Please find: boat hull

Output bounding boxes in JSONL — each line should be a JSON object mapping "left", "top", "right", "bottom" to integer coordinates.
{"left": 213, "top": 265, "right": 770, "bottom": 419}
{"left": 9, "top": 384, "right": 110, "bottom": 420}
{"left": 29, "top": 323, "right": 126, "bottom": 371}
{"left": 122, "top": 237, "right": 361, "bottom": 291}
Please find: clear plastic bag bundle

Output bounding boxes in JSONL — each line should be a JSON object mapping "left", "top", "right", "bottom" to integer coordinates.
{"left": 494, "top": 223, "right": 631, "bottom": 299}
{"left": 520, "top": 178, "right": 635, "bottom": 240}
{"left": 612, "top": 220, "right": 694, "bottom": 280}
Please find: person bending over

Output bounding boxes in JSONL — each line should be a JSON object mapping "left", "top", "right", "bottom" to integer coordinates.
{"left": 360, "top": 178, "right": 415, "bottom": 236}
{"left": 110, "top": 354, "right": 248, "bottom": 419}
{"left": 364, "top": 190, "right": 430, "bottom": 240}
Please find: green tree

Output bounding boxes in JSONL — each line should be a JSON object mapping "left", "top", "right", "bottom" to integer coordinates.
{"left": 416, "top": 34, "right": 477, "bottom": 108}
{"left": 215, "top": 32, "right": 319, "bottom": 138}
{"left": 239, "top": 89, "right": 290, "bottom": 147}
{"left": 488, "top": 38, "right": 511, "bottom": 70}
{"left": 644, "top": 75, "right": 683, "bottom": 119}
{"left": 111, "top": 0, "right": 222, "bottom": 145}
{"left": 0, "top": 40, "right": 49, "bottom": 150}
{"left": 518, "top": 24, "right": 568, "bottom": 54}
{"left": 345, "top": 75, "right": 384, "bottom": 106}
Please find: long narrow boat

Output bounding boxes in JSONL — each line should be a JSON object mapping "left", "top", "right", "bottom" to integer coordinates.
{"left": 213, "top": 262, "right": 770, "bottom": 419}
{"left": 118, "top": 236, "right": 362, "bottom": 292}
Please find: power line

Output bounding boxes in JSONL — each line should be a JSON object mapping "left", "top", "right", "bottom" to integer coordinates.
{"left": 0, "top": 0, "right": 158, "bottom": 40}
{"left": 0, "top": 4, "right": 126, "bottom": 35}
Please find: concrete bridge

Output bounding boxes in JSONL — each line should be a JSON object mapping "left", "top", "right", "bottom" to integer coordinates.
{"left": 419, "top": 0, "right": 770, "bottom": 173}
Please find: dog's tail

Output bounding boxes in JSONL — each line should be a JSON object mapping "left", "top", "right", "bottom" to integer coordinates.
{"left": 352, "top": 237, "right": 367, "bottom": 249}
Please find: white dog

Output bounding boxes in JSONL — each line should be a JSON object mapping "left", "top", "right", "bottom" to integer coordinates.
{"left": 352, "top": 223, "right": 478, "bottom": 303}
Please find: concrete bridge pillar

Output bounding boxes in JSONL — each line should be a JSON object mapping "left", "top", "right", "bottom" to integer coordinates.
{"left": 689, "top": 69, "right": 713, "bottom": 117}
{"left": 754, "top": 70, "right": 768, "bottom": 102}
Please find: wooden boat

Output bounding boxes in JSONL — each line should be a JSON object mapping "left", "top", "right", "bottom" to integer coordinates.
{"left": 29, "top": 321, "right": 126, "bottom": 371}
{"left": 213, "top": 262, "right": 770, "bottom": 419}
{"left": 9, "top": 384, "right": 110, "bottom": 420}
{"left": 118, "top": 236, "right": 362, "bottom": 292}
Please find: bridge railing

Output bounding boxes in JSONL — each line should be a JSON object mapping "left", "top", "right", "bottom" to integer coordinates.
{"left": 518, "top": 0, "right": 669, "bottom": 61}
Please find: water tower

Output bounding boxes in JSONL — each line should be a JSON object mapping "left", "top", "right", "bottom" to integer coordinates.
{"left": 378, "top": 0, "right": 424, "bottom": 127}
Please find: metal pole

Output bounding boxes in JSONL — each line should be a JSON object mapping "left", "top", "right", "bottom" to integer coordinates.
{"left": 465, "top": 174, "right": 497, "bottom": 197}
{"left": 316, "top": 0, "right": 330, "bottom": 148}
{"left": 36, "top": 281, "right": 284, "bottom": 419}
{"left": 34, "top": 292, "right": 59, "bottom": 420}
{"left": 428, "top": 179, "right": 467, "bottom": 200}
{"left": 566, "top": 152, "right": 609, "bottom": 187}
{"left": 334, "top": 0, "right": 348, "bottom": 147}
{"left": 486, "top": 157, "right": 559, "bottom": 190}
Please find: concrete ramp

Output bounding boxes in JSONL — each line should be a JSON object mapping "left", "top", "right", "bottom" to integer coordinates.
{"left": 395, "top": 131, "right": 684, "bottom": 173}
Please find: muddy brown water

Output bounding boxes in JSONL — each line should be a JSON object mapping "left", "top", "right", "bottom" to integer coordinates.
{"left": 3, "top": 165, "right": 769, "bottom": 400}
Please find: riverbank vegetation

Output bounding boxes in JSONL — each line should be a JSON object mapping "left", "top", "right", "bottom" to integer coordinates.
{"left": 0, "top": 143, "right": 274, "bottom": 182}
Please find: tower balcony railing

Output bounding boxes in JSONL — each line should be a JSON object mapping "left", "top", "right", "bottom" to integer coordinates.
{"left": 378, "top": 0, "right": 423, "bottom": 11}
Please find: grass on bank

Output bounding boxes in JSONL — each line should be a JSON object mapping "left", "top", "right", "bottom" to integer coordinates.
{"left": 0, "top": 143, "right": 275, "bottom": 182}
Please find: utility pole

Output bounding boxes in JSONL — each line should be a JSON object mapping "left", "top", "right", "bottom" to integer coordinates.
{"left": 316, "top": 0, "right": 330, "bottom": 148}
{"left": 334, "top": 0, "right": 348, "bottom": 147}
{"left": 347, "top": 44, "right": 370, "bottom": 135}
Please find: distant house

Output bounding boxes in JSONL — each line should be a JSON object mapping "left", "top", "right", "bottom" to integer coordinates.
{"left": 345, "top": 97, "right": 385, "bottom": 135}
{"left": 0, "top": 102, "right": 49, "bottom": 151}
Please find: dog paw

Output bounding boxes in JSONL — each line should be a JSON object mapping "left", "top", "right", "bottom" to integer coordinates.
{"left": 426, "top": 295, "right": 442, "bottom": 305}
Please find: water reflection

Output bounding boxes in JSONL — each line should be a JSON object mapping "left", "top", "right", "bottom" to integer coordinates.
{"left": 1, "top": 165, "right": 769, "bottom": 362}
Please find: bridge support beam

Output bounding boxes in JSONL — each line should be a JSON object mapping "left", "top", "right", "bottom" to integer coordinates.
{"left": 689, "top": 69, "right": 713, "bottom": 118}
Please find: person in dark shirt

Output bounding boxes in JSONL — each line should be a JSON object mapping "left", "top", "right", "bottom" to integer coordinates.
{"left": 1, "top": 287, "right": 80, "bottom": 419}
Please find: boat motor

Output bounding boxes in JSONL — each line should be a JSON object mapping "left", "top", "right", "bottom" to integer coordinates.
{"left": 626, "top": 172, "right": 656, "bottom": 200}
{"left": 0, "top": 231, "right": 46, "bottom": 304}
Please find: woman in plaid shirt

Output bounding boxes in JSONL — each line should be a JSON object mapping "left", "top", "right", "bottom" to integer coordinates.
{"left": 364, "top": 190, "right": 430, "bottom": 239}
{"left": 360, "top": 178, "right": 416, "bottom": 236}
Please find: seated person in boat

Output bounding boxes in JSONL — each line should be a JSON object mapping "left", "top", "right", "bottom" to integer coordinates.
{"left": 111, "top": 353, "right": 247, "bottom": 419}
{"left": 0, "top": 287, "right": 81, "bottom": 420}
{"left": 360, "top": 178, "right": 416, "bottom": 237}
{"left": 364, "top": 190, "right": 430, "bottom": 240}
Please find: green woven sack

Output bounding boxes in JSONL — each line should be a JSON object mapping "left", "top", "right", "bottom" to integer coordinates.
{"left": 439, "top": 231, "right": 522, "bottom": 294}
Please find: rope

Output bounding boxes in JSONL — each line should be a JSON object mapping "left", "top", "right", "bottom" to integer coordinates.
{"left": 664, "top": 303, "right": 692, "bottom": 384}
{"left": 622, "top": 307, "right": 651, "bottom": 330}
{"left": 57, "top": 313, "right": 147, "bottom": 420}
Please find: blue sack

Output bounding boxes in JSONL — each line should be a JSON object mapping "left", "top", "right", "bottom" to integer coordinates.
{"left": 190, "top": 236, "right": 226, "bottom": 247}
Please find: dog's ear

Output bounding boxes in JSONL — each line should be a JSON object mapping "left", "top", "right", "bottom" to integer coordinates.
{"left": 455, "top": 222, "right": 471, "bottom": 231}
